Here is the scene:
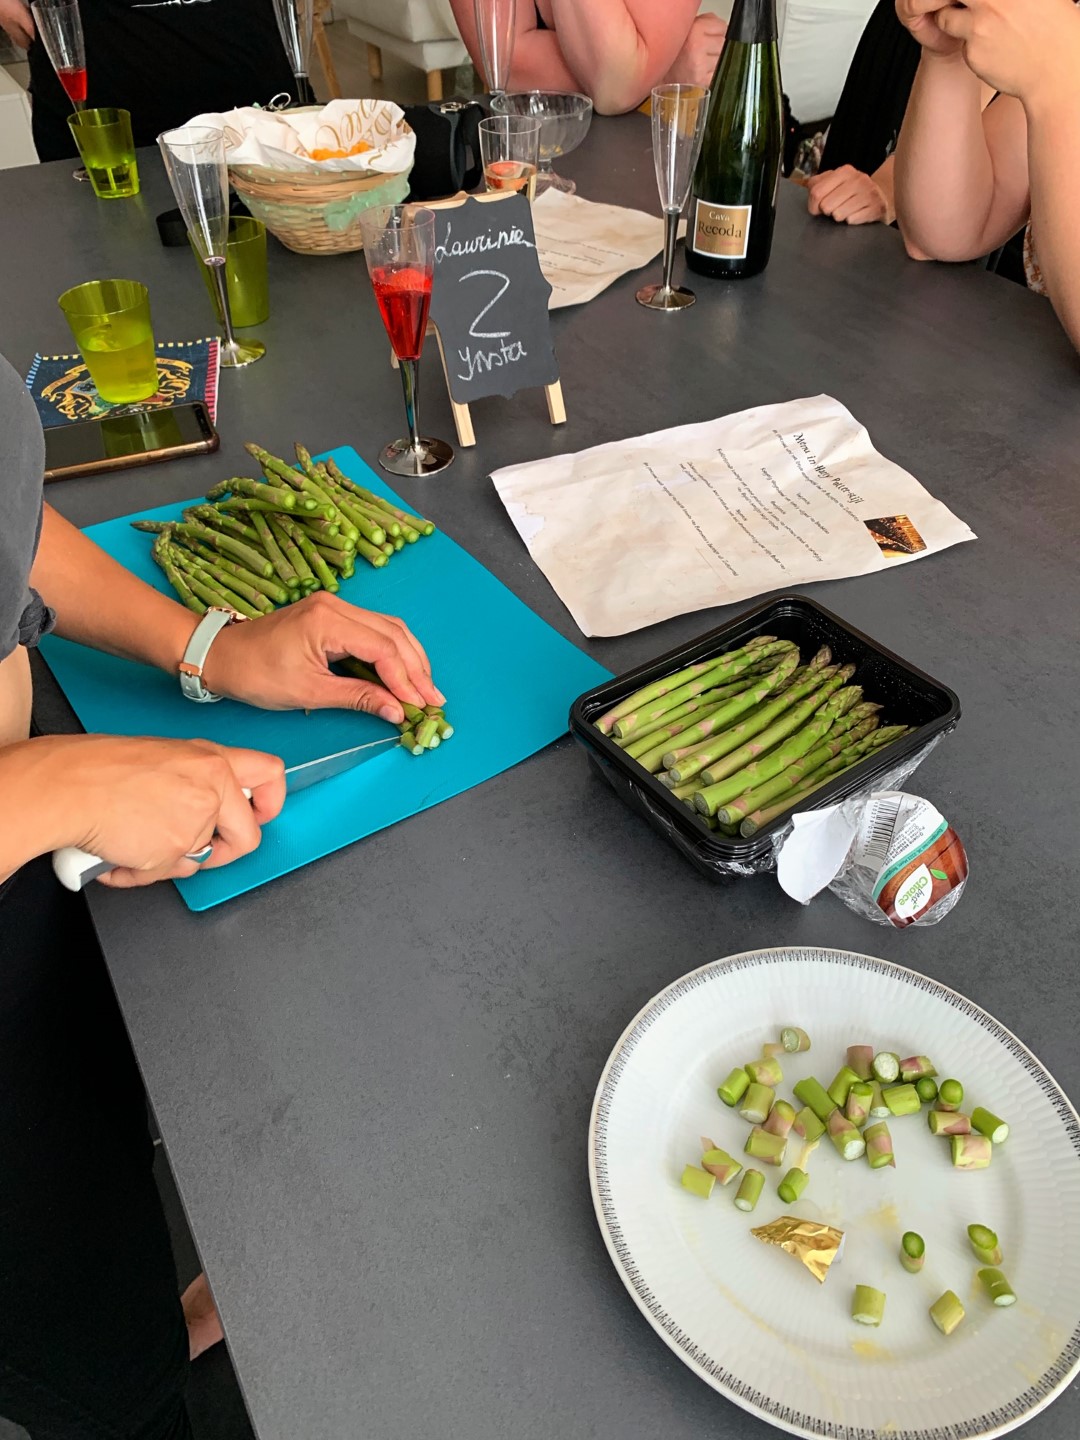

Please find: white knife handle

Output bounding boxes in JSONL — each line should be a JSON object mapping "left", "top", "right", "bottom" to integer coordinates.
{"left": 52, "top": 789, "right": 254, "bottom": 889}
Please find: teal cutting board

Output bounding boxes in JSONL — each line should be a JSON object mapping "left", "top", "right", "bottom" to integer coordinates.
{"left": 38, "top": 447, "right": 610, "bottom": 911}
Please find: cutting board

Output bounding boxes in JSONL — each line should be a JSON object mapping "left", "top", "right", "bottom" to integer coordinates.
{"left": 38, "top": 447, "right": 610, "bottom": 910}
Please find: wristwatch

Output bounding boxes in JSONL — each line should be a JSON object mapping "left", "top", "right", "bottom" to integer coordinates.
{"left": 178, "top": 606, "right": 246, "bottom": 702}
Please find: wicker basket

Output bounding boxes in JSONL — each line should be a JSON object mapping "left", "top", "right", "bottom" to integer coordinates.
{"left": 229, "top": 162, "right": 412, "bottom": 256}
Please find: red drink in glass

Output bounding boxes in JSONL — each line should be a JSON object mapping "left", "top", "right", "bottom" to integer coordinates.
{"left": 371, "top": 265, "right": 432, "bottom": 362}
{"left": 58, "top": 65, "right": 88, "bottom": 103}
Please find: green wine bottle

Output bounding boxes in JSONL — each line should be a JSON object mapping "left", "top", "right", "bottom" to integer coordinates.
{"left": 685, "top": 0, "right": 783, "bottom": 280}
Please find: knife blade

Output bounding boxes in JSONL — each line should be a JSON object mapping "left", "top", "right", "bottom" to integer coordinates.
{"left": 51, "top": 735, "right": 400, "bottom": 892}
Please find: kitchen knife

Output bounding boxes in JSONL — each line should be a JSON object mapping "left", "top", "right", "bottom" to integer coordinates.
{"left": 51, "top": 735, "right": 400, "bottom": 892}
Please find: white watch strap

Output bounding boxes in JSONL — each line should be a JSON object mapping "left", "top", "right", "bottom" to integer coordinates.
{"left": 179, "top": 607, "right": 237, "bottom": 702}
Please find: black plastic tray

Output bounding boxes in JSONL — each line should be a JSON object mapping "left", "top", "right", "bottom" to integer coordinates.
{"left": 569, "top": 595, "right": 961, "bottom": 876}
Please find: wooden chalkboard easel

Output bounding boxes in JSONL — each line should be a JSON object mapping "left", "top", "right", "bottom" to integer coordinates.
{"left": 393, "top": 190, "right": 565, "bottom": 449}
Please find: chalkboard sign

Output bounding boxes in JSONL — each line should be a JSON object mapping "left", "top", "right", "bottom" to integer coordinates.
{"left": 428, "top": 193, "right": 560, "bottom": 407}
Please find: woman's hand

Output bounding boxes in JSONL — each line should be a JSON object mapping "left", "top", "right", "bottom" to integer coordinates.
{"left": 807, "top": 165, "right": 894, "bottom": 225}
{"left": 932, "top": 0, "right": 1080, "bottom": 103}
{"left": 662, "top": 13, "right": 727, "bottom": 88}
{"left": 21, "top": 734, "right": 286, "bottom": 887}
{"left": 895, "top": 0, "right": 965, "bottom": 57}
{"left": 0, "top": 0, "right": 34, "bottom": 48}
{"left": 200, "top": 592, "right": 445, "bottom": 724}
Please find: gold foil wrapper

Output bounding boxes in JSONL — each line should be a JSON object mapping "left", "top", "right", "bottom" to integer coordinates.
{"left": 750, "top": 1215, "right": 846, "bottom": 1284}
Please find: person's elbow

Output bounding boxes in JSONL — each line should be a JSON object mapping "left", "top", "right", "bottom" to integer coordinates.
{"left": 588, "top": 79, "right": 646, "bottom": 116}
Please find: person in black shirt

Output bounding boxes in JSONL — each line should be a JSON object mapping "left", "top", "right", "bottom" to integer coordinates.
{"left": 0, "top": 0, "right": 297, "bottom": 161}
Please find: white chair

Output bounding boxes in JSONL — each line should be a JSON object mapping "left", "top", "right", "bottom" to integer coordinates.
{"left": 334, "top": 0, "right": 469, "bottom": 103}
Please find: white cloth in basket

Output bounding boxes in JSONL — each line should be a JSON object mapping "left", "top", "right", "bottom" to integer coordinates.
{"left": 185, "top": 100, "right": 415, "bottom": 175}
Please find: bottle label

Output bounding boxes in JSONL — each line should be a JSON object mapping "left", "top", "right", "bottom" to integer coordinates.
{"left": 692, "top": 201, "right": 752, "bottom": 260}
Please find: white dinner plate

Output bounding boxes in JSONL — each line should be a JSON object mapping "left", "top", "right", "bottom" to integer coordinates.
{"left": 589, "top": 948, "right": 1080, "bottom": 1439}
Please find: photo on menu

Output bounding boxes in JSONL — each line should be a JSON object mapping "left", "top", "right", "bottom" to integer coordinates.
{"left": 864, "top": 514, "right": 927, "bottom": 559}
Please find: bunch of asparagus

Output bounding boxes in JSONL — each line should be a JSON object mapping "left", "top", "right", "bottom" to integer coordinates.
{"left": 594, "top": 636, "right": 912, "bottom": 837}
{"left": 132, "top": 443, "right": 435, "bottom": 620}
{"left": 131, "top": 444, "right": 451, "bottom": 756}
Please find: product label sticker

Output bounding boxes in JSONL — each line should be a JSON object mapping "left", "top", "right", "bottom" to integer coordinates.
{"left": 693, "top": 201, "right": 751, "bottom": 260}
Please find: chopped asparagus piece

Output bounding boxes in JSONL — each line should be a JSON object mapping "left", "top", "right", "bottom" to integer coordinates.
{"left": 900, "top": 1231, "right": 925, "bottom": 1273}
{"left": 845, "top": 1083, "right": 874, "bottom": 1128}
{"left": 971, "top": 1107, "right": 1010, "bottom": 1145}
{"left": 863, "top": 1120, "right": 895, "bottom": 1169}
{"left": 915, "top": 1077, "right": 940, "bottom": 1104}
{"left": 951, "top": 1134, "right": 993, "bottom": 1170}
{"left": 900, "top": 1055, "right": 938, "bottom": 1083}
{"left": 846, "top": 1045, "right": 875, "bottom": 1082}
{"left": 882, "top": 1083, "right": 921, "bottom": 1118}
{"left": 868, "top": 1082, "right": 890, "bottom": 1119}
{"left": 827, "top": 1108, "right": 866, "bottom": 1161}
{"left": 872, "top": 1052, "right": 901, "bottom": 1084}
{"left": 680, "top": 1164, "right": 715, "bottom": 1199}
{"left": 763, "top": 1100, "right": 796, "bottom": 1139}
{"left": 937, "top": 1079, "right": 964, "bottom": 1112}
{"left": 717, "top": 1067, "right": 752, "bottom": 1108}
{"left": 744, "top": 1126, "right": 788, "bottom": 1166}
{"left": 793, "top": 1077, "right": 837, "bottom": 1124}
{"left": 977, "top": 1268, "right": 1017, "bottom": 1307}
{"left": 928, "top": 1109, "right": 972, "bottom": 1136}
{"left": 701, "top": 1147, "right": 743, "bottom": 1186}
{"left": 745, "top": 1056, "right": 783, "bottom": 1088}
{"left": 852, "top": 1285, "right": 886, "bottom": 1327}
{"left": 739, "top": 1082, "right": 775, "bottom": 1125}
{"left": 734, "top": 1168, "right": 765, "bottom": 1212}
{"left": 793, "top": 1106, "right": 826, "bottom": 1143}
{"left": 781, "top": 1026, "right": 811, "bottom": 1054}
{"left": 967, "top": 1224, "right": 1003, "bottom": 1266}
{"left": 828, "top": 1066, "right": 862, "bottom": 1109}
{"left": 929, "top": 1291, "right": 966, "bottom": 1336}
{"left": 777, "top": 1167, "right": 809, "bottom": 1204}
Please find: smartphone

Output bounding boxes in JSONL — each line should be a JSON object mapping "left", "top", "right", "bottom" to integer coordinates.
{"left": 43, "top": 402, "right": 219, "bottom": 482}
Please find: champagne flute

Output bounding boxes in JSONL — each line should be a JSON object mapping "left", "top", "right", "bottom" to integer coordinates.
{"left": 30, "top": 0, "right": 89, "bottom": 180}
{"left": 271, "top": 0, "right": 316, "bottom": 106}
{"left": 359, "top": 205, "right": 453, "bottom": 478}
{"left": 474, "top": 0, "right": 517, "bottom": 97}
{"left": 158, "top": 126, "right": 266, "bottom": 369}
{"left": 636, "top": 84, "right": 709, "bottom": 312}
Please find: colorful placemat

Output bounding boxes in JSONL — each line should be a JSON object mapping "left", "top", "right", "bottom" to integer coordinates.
{"left": 25, "top": 338, "right": 220, "bottom": 427}
{"left": 38, "top": 446, "right": 610, "bottom": 911}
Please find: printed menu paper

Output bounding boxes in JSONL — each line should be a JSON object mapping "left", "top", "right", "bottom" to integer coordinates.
{"left": 531, "top": 190, "right": 678, "bottom": 309}
{"left": 490, "top": 395, "right": 976, "bottom": 637}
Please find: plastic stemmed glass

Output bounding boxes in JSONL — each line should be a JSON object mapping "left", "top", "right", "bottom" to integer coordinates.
{"left": 636, "top": 84, "right": 709, "bottom": 312}
{"left": 31, "top": 0, "right": 89, "bottom": 180}
{"left": 359, "top": 205, "right": 454, "bottom": 478}
{"left": 158, "top": 126, "right": 265, "bottom": 368}
{"left": 474, "top": 0, "right": 517, "bottom": 97}
{"left": 271, "top": 0, "right": 315, "bottom": 105}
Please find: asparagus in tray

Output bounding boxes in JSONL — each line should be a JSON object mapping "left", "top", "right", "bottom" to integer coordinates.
{"left": 594, "top": 636, "right": 913, "bottom": 836}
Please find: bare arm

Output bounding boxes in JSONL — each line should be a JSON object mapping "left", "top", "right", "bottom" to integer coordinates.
{"left": 894, "top": 52, "right": 1027, "bottom": 261}
{"left": 1024, "top": 85, "right": 1080, "bottom": 349}
{"left": 450, "top": 0, "right": 701, "bottom": 114}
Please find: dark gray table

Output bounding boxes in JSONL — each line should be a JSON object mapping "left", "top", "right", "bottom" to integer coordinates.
{"left": 5, "top": 116, "right": 1080, "bottom": 1440}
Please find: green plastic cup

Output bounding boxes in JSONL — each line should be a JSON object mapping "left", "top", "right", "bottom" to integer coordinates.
{"left": 194, "top": 216, "right": 269, "bottom": 328}
{"left": 67, "top": 107, "right": 139, "bottom": 199}
{"left": 58, "top": 278, "right": 158, "bottom": 403}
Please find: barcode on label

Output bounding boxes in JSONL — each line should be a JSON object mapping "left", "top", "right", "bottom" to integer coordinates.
{"left": 860, "top": 794, "right": 902, "bottom": 870}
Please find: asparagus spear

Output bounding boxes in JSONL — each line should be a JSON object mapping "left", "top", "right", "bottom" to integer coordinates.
{"left": 277, "top": 515, "right": 338, "bottom": 593}
{"left": 150, "top": 544, "right": 206, "bottom": 614}
{"left": 621, "top": 683, "right": 755, "bottom": 756}
{"left": 666, "top": 664, "right": 841, "bottom": 783}
{"left": 180, "top": 539, "right": 291, "bottom": 604}
{"left": 323, "top": 457, "right": 434, "bottom": 534}
{"left": 166, "top": 553, "right": 261, "bottom": 618}
{"left": 169, "top": 545, "right": 272, "bottom": 614}
{"left": 353, "top": 534, "right": 390, "bottom": 569}
{"left": 660, "top": 650, "right": 800, "bottom": 770}
{"left": 244, "top": 442, "right": 310, "bottom": 491}
{"left": 207, "top": 476, "right": 298, "bottom": 510}
{"left": 694, "top": 666, "right": 856, "bottom": 807}
{"left": 715, "top": 715, "right": 880, "bottom": 826}
{"left": 267, "top": 516, "right": 319, "bottom": 593}
{"left": 251, "top": 511, "right": 300, "bottom": 591}
{"left": 171, "top": 520, "right": 274, "bottom": 579}
{"left": 613, "top": 641, "right": 797, "bottom": 739}
{"left": 597, "top": 641, "right": 784, "bottom": 735}
{"left": 186, "top": 506, "right": 262, "bottom": 545}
